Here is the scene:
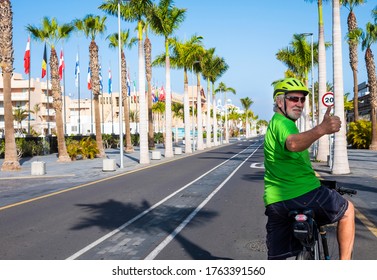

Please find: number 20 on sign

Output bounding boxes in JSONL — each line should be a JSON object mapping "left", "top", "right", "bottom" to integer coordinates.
{"left": 322, "top": 92, "right": 334, "bottom": 107}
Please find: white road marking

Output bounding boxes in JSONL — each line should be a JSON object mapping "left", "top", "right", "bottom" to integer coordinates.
{"left": 145, "top": 144, "right": 262, "bottom": 260}
{"left": 67, "top": 143, "right": 262, "bottom": 260}
{"left": 250, "top": 162, "right": 264, "bottom": 169}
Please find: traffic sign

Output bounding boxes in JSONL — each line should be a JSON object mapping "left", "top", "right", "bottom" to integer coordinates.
{"left": 322, "top": 92, "right": 334, "bottom": 107}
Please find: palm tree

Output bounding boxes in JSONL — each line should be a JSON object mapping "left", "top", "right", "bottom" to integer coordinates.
{"left": 149, "top": 0, "right": 186, "bottom": 158}
{"left": 26, "top": 17, "right": 73, "bottom": 162}
{"left": 343, "top": 0, "right": 366, "bottom": 122}
{"left": 152, "top": 101, "right": 165, "bottom": 134}
{"left": 143, "top": 23, "right": 155, "bottom": 150}
{"left": 276, "top": 34, "right": 318, "bottom": 132}
{"left": 154, "top": 35, "right": 204, "bottom": 153}
{"left": 201, "top": 48, "right": 217, "bottom": 147}
{"left": 240, "top": 97, "right": 254, "bottom": 138}
{"left": 0, "top": 0, "right": 20, "bottom": 171}
{"left": 74, "top": 14, "right": 107, "bottom": 158}
{"left": 107, "top": 29, "right": 137, "bottom": 153}
{"left": 172, "top": 101, "right": 183, "bottom": 143}
{"left": 13, "top": 107, "right": 29, "bottom": 133}
{"left": 215, "top": 82, "right": 236, "bottom": 143}
{"left": 100, "top": 0, "right": 153, "bottom": 164}
{"left": 201, "top": 49, "right": 228, "bottom": 146}
{"left": 332, "top": 0, "right": 350, "bottom": 174}
{"left": 361, "top": 22, "right": 377, "bottom": 150}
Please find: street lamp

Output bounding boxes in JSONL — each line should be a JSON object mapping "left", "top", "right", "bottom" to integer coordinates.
{"left": 118, "top": 0, "right": 124, "bottom": 168}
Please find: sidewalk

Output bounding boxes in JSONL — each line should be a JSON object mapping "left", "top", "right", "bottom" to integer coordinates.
{"left": 0, "top": 143, "right": 193, "bottom": 208}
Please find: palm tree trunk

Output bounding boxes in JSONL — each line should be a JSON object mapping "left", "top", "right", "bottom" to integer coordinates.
{"left": 1, "top": 73, "right": 21, "bottom": 170}
{"left": 164, "top": 38, "right": 173, "bottom": 158}
{"left": 144, "top": 37, "right": 155, "bottom": 149}
{"left": 316, "top": 0, "right": 330, "bottom": 162}
{"left": 365, "top": 48, "right": 377, "bottom": 150}
{"left": 122, "top": 52, "right": 133, "bottom": 153}
{"left": 332, "top": 0, "right": 350, "bottom": 174}
{"left": 50, "top": 48, "right": 70, "bottom": 162}
{"left": 1, "top": 0, "right": 20, "bottom": 171}
{"left": 138, "top": 23, "right": 149, "bottom": 164}
{"left": 184, "top": 69, "right": 192, "bottom": 153}
{"left": 212, "top": 83, "right": 218, "bottom": 146}
{"left": 206, "top": 78, "right": 212, "bottom": 147}
{"left": 196, "top": 74, "right": 204, "bottom": 150}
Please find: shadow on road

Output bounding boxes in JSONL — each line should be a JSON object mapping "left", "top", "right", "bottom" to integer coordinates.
{"left": 71, "top": 199, "right": 231, "bottom": 260}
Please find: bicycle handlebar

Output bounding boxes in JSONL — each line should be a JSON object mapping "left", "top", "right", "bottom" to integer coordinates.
{"left": 337, "top": 187, "right": 357, "bottom": 196}
{"left": 320, "top": 179, "right": 357, "bottom": 196}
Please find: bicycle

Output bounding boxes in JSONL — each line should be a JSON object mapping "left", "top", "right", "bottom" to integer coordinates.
{"left": 289, "top": 180, "right": 356, "bottom": 260}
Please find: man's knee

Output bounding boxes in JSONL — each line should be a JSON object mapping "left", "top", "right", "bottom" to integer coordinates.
{"left": 342, "top": 200, "right": 355, "bottom": 221}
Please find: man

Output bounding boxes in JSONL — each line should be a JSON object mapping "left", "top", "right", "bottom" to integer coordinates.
{"left": 264, "top": 77, "right": 355, "bottom": 260}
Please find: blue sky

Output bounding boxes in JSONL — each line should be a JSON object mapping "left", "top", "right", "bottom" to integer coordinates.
{"left": 10, "top": 0, "right": 377, "bottom": 121}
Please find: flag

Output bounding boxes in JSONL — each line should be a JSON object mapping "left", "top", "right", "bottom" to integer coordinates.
{"left": 24, "top": 37, "right": 30, "bottom": 74}
{"left": 99, "top": 65, "right": 103, "bottom": 92}
{"left": 59, "top": 49, "right": 65, "bottom": 80}
{"left": 87, "top": 65, "right": 91, "bottom": 90}
{"left": 41, "top": 43, "right": 47, "bottom": 78}
{"left": 108, "top": 68, "right": 112, "bottom": 94}
{"left": 75, "top": 53, "right": 80, "bottom": 87}
{"left": 126, "top": 74, "right": 131, "bottom": 96}
{"left": 159, "top": 86, "right": 166, "bottom": 101}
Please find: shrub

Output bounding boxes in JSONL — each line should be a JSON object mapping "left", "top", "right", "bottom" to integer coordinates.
{"left": 79, "top": 137, "right": 99, "bottom": 159}
{"left": 347, "top": 120, "right": 371, "bottom": 149}
{"left": 66, "top": 139, "right": 82, "bottom": 160}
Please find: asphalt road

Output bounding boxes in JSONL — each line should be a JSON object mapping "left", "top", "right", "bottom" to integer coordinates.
{"left": 0, "top": 137, "right": 376, "bottom": 260}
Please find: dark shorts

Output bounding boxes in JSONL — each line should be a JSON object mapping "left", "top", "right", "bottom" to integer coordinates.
{"left": 265, "top": 186, "right": 349, "bottom": 260}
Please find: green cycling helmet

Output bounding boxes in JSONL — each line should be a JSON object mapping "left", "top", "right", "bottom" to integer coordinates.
{"left": 273, "top": 78, "right": 309, "bottom": 99}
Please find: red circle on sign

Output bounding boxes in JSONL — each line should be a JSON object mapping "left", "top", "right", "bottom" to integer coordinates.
{"left": 322, "top": 92, "right": 334, "bottom": 107}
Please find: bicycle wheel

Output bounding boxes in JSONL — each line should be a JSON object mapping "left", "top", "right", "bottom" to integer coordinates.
{"left": 319, "top": 223, "right": 339, "bottom": 260}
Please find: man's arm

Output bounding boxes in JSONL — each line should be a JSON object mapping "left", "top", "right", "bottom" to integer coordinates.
{"left": 286, "top": 106, "right": 341, "bottom": 152}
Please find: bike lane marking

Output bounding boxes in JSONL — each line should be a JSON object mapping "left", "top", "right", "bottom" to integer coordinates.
{"left": 66, "top": 142, "right": 263, "bottom": 260}
{"left": 145, "top": 144, "right": 263, "bottom": 260}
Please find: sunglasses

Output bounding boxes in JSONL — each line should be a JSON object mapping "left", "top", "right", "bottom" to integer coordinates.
{"left": 285, "top": 96, "right": 306, "bottom": 103}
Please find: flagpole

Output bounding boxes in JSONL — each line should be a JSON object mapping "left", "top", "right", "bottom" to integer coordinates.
{"left": 77, "top": 50, "right": 81, "bottom": 135}
{"left": 46, "top": 45, "right": 50, "bottom": 135}
{"left": 118, "top": 0, "right": 124, "bottom": 168}
{"left": 27, "top": 37, "right": 31, "bottom": 135}
{"left": 110, "top": 65, "right": 114, "bottom": 134}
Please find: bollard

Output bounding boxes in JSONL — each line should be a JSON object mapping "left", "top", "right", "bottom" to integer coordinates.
{"left": 103, "top": 159, "right": 116, "bottom": 171}
{"left": 151, "top": 151, "right": 161, "bottom": 160}
{"left": 31, "top": 161, "right": 46, "bottom": 176}
{"left": 174, "top": 147, "right": 182, "bottom": 155}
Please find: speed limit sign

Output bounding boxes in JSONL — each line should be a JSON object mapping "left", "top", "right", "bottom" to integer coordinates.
{"left": 322, "top": 92, "right": 334, "bottom": 107}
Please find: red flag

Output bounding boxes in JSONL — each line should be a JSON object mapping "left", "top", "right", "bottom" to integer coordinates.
{"left": 41, "top": 43, "right": 47, "bottom": 78}
{"left": 24, "top": 37, "right": 30, "bottom": 74}
{"left": 59, "top": 49, "right": 65, "bottom": 80}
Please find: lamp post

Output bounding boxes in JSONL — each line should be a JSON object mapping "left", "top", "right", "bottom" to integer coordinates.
{"left": 301, "top": 32, "right": 315, "bottom": 128}
{"left": 191, "top": 66, "right": 195, "bottom": 152}
{"left": 191, "top": 61, "right": 200, "bottom": 152}
{"left": 301, "top": 32, "right": 316, "bottom": 155}
{"left": 118, "top": 0, "right": 124, "bottom": 168}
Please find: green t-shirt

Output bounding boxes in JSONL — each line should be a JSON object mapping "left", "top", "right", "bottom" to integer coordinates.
{"left": 263, "top": 113, "right": 320, "bottom": 206}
